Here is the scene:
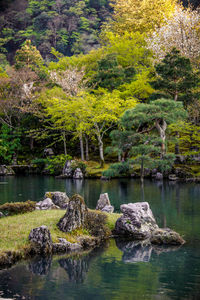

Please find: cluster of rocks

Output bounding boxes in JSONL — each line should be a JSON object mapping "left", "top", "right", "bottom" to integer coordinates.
{"left": 114, "top": 202, "right": 185, "bottom": 245}
{"left": 28, "top": 191, "right": 184, "bottom": 260}
{"left": 36, "top": 191, "right": 69, "bottom": 210}
{"left": 62, "top": 160, "right": 84, "bottom": 179}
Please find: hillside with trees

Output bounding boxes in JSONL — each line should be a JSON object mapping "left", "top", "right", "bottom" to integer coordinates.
{"left": 0, "top": 0, "right": 200, "bottom": 179}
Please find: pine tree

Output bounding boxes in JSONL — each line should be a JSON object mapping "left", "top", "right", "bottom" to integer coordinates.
{"left": 151, "top": 48, "right": 199, "bottom": 106}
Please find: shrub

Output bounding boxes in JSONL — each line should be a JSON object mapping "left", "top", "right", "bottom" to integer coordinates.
{"left": 71, "top": 160, "right": 87, "bottom": 174}
{"left": 46, "top": 154, "right": 72, "bottom": 175}
{"left": 0, "top": 200, "right": 36, "bottom": 215}
{"left": 85, "top": 210, "right": 111, "bottom": 238}
{"left": 31, "top": 158, "right": 48, "bottom": 172}
{"left": 103, "top": 161, "right": 131, "bottom": 178}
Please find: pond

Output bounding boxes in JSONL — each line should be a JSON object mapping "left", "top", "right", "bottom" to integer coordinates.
{"left": 0, "top": 176, "right": 200, "bottom": 299}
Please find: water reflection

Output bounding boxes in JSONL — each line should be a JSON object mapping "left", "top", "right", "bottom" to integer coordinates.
{"left": 28, "top": 255, "right": 52, "bottom": 275}
{"left": 115, "top": 238, "right": 181, "bottom": 263}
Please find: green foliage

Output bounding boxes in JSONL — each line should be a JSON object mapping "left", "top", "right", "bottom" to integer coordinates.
{"left": 46, "top": 154, "right": 72, "bottom": 175}
{"left": 0, "top": 125, "right": 21, "bottom": 164}
{"left": 71, "top": 160, "right": 87, "bottom": 174}
{"left": 31, "top": 158, "right": 48, "bottom": 172}
{"left": 151, "top": 48, "right": 200, "bottom": 106}
{"left": 0, "top": 200, "right": 36, "bottom": 216}
{"left": 103, "top": 161, "right": 132, "bottom": 178}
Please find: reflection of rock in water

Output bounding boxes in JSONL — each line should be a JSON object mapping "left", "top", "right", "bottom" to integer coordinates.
{"left": 59, "top": 256, "right": 90, "bottom": 283}
{"left": 115, "top": 238, "right": 182, "bottom": 263}
{"left": 115, "top": 239, "right": 152, "bottom": 263}
{"left": 28, "top": 255, "right": 52, "bottom": 275}
{"left": 59, "top": 247, "right": 105, "bottom": 283}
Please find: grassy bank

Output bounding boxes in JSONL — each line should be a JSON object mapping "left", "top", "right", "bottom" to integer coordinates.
{"left": 0, "top": 210, "right": 121, "bottom": 255}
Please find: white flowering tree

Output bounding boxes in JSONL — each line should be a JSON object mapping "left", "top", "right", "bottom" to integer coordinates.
{"left": 148, "top": 5, "right": 200, "bottom": 62}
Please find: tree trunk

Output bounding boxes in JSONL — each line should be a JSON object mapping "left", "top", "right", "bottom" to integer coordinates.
{"left": 140, "top": 157, "right": 144, "bottom": 183}
{"left": 30, "top": 137, "right": 34, "bottom": 150}
{"left": 155, "top": 120, "right": 167, "bottom": 157}
{"left": 97, "top": 134, "right": 104, "bottom": 167}
{"left": 85, "top": 135, "right": 89, "bottom": 161}
{"left": 79, "top": 134, "right": 85, "bottom": 161}
{"left": 174, "top": 90, "right": 178, "bottom": 101}
{"left": 63, "top": 131, "right": 67, "bottom": 155}
{"left": 118, "top": 153, "right": 121, "bottom": 162}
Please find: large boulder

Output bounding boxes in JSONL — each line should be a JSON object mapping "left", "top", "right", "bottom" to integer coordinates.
{"left": 115, "top": 202, "right": 158, "bottom": 240}
{"left": 96, "top": 193, "right": 114, "bottom": 212}
{"left": 36, "top": 198, "right": 59, "bottom": 210}
{"left": 114, "top": 202, "right": 185, "bottom": 245}
{"left": 57, "top": 194, "right": 88, "bottom": 232}
{"left": 45, "top": 191, "right": 69, "bottom": 209}
{"left": 29, "top": 225, "right": 53, "bottom": 254}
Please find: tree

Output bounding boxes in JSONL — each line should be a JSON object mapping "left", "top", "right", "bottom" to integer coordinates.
{"left": 15, "top": 40, "right": 43, "bottom": 71}
{"left": 40, "top": 87, "right": 137, "bottom": 165}
{"left": 120, "top": 99, "right": 187, "bottom": 157}
{"left": 108, "top": 0, "right": 177, "bottom": 34}
{"left": 151, "top": 48, "right": 199, "bottom": 106}
{"left": 147, "top": 5, "right": 200, "bottom": 62}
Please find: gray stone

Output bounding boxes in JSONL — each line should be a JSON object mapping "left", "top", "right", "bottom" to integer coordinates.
{"left": 102, "top": 205, "right": 114, "bottom": 213}
{"left": 57, "top": 194, "right": 88, "bottom": 232}
{"left": 73, "top": 168, "right": 83, "bottom": 179}
{"left": 29, "top": 225, "right": 53, "bottom": 254}
{"left": 63, "top": 160, "right": 73, "bottom": 177}
{"left": 52, "top": 238, "right": 82, "bottom": 253}
{"left": 44, "top": 148, "right": 54, "bottom": 156}
{"left": 114, "top": 202, "right": 185, "bottom": 245}
{"left": 155, "top": 172, "right": 163, "bottom": 180}
{"left": 114, "top": 202, "right": 158, "bottom": 239}
{"left": 169, "top": 174, "right": 178, "bottom": 181}
{"left": 151, "top": 228, "right": 185, "bottom": 245}
{"left": 96, "top": 193, "right": 111, "bottom": 210}
{"left": 0, "top": 165, "right": 14, "bottom": 176}
{"left": 45, "top": 191, "right": 69, "bottom": 209}
{"left": 0, "top": 212, "right": 4, "bottom": 218}
{"left": 36, "top": 198, "right": 59, "bottom": 210}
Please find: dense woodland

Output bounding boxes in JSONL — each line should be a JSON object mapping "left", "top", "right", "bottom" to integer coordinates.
{"left": 0, "top": 0, "right": 200, "bottom": 178}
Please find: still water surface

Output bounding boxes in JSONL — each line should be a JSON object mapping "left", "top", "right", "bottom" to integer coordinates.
{"left": 0, "top": 176, "right": 200, "bottom": 299}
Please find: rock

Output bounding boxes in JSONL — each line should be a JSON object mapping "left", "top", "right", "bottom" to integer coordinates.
{"left": 0, "top": 165, "right": 15, "bottom": 176}
{"left": 29, "top": 225, "right": 53, "bottom": 254}
{"left": 73, "top": 168, "right": 83, "bottom": 179}
{"left": 155, "top": 172, "right": 163, "bottom": 180}
{"left": 114, "top": 202, "right": 185, "bottom": 245}
{"left": 44, "top": 148, "right": 54, "bottom": 156}
{"left": 45, "top": 191, "right": 69, "bottom": 209}
{"left": 57, "top": 194, "right": 88, "bottom": 232}
{"left": 0, "top": 212, "right": 4, "bottom": 218}
{"left": 52, "top": 238, "right": 82, "bottom": 253}
{"left": 114, "top": 202, "right": 158, "bottom": 239}
{"left": 169, "top": 174, "right": 178, "bottom": 181}
{"left": 36, "top": 198, "right": 59, "bottom": 210}
{"left": 63, "top": 160, "right": 73, "bottom": 177}
{"left": 96, "top": 193, "right": 111, "bottom": 210}
{"left": 102, "top": 205, "right": 114, "bottom": 213}
{"left": 151, "top": 228, "right": 185, "bottom": 245}
{"left": 175, "top": 155, "right": 187, "bottom": 164}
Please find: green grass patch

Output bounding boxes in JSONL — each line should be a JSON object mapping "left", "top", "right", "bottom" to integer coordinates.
{"left": 85, "top": 161, "right": 111, "bottom": 177}
{"left": 0, "top": 209, "right": 121, "bottom": 254}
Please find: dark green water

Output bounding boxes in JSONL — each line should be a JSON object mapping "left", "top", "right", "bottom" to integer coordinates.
{"left": 0, "top": 176, "right": 200, "bottom": 300}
